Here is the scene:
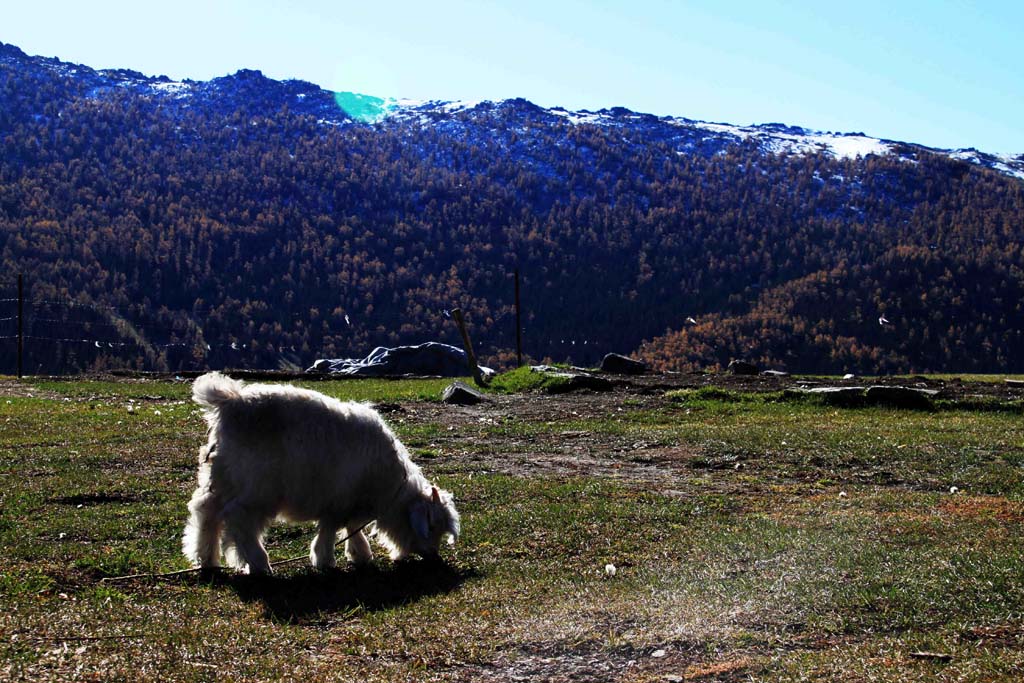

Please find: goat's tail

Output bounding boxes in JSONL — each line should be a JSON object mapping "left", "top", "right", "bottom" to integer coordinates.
{"left": 192, "top": 372, "right": 245, "bottom": 409}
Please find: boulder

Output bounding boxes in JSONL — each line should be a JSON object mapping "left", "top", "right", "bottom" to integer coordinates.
{"left": 787, "top": 386, "right": 867, "bottom": 407}
{"left": 600, "top": 353, "right": 647, "bottom": 375}
{"left": 531, "top": 364, "right": 591, "bottom": 373}
{"left": 787, "top": 385, "right": 939, "bottom": 409}
{"left": 761, "top": 369, "right": 790, "bottom": 378}
{"left": 441, "top": 381, "right": 489, "bottom": 405}
{"left": 308, "top": 342, "right": 494, "bottom": 378}
{"left": 530, "top": 366, "right": 615, "bottom": 393}
{"left": 727, "top": 360, "right": 759, "bottom": 375}
{"left": 309, "top": 359, "right": 333, "bottom": 373}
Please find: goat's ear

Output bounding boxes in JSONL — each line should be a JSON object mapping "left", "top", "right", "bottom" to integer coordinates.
{"left": 410, "top": 502, "right": 429, "bottom": 540}
{"left": 431, "top": 486, "right": 441, "bottom": 504}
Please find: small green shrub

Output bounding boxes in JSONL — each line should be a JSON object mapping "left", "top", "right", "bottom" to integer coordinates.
{"left": 666, "top": 387, "right": 792, "bottom": 405}
{"left": 487, "top": 366, "right": 572, "bottom": 394}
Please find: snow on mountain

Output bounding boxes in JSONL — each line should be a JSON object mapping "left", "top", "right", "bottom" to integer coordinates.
{"left": 948, "top": 149, "right": 1024, "bottom": 181}
{"left": 147, "top": 80, "right": 191, "bottom": 96}
{"left": 687, "top": 120, "right": 891, "bottom": 160}
{"left": 2, "top": 40, "right": 1021, "bottom": 179}
{"left": 381, "top": 97, "right": 899, "bottom": 161}
{"left": 379, "top": 97, "right": 1024, "bottom": 176}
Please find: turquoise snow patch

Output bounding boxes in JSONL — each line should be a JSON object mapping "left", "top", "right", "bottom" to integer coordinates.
{"left": 333, "top": 91, "right": 394, "bottom": 123}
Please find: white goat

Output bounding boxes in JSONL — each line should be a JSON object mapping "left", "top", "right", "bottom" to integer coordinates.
{"left": 182, "top": 372, "right": 459, "bottom": 574}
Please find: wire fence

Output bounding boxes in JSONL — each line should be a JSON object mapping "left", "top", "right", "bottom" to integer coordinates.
{"left": 0, "top": 284, "right": 616, "bottom": 376}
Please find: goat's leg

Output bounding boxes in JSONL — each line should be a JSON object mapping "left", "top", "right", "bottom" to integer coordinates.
{"left": 223, "top": 507, "right": 272, "bottom": 575}
{"left": 345, "top": 528, "right": 374, "bottom": 565}
{"left": 310, "top": 521, "right": 339, "bottom": 569}
{"left": 182, "top": 487, "right": 223, "bottom": 568}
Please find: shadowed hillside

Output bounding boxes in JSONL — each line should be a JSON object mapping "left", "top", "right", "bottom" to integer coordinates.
{"left": 2, "top": 42, "right": 1023, "bottom": 373}
{"left": 639, "top": 247, "right": 1024, "bottom": 374}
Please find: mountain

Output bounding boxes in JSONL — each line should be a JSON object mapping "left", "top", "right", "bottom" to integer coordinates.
{"left": 1, "top": 41, "right": 1023, "bottom": 374}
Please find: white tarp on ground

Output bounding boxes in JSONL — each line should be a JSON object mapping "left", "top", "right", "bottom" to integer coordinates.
{"left": 307, "top": 342, "right": 493, "bottom": 377}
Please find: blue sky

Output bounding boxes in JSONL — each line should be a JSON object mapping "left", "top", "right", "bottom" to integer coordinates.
{"left": 5, "top": 0, "right": 1022, "bottom": 152}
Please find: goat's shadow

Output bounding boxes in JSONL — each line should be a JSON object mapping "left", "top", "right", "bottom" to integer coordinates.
{"left": 204, "top": 560, "right": 479, "bottom": 624}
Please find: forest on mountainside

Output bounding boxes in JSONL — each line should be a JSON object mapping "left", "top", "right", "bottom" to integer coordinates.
{"left": 638, "top": 246, "right": 1024, "bottom": 373}
{"left": 2, "top": 45, "right": 1024, "bottom": 374}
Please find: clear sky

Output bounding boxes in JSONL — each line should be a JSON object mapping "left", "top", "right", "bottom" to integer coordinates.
{"left": 4, "top": 0, "right": 1022, "bottom": 153}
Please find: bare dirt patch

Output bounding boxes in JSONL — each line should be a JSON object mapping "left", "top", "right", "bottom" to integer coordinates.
{"left": 397, "top": 392, "right": 707, "bottom": 489}
{"left": 938, "top": 496, "right": 1024, "bottom": 522}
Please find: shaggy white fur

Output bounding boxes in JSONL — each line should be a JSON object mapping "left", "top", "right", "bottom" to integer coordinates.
{"left": 182, "top": 372, "right": 460, "bottom": 574}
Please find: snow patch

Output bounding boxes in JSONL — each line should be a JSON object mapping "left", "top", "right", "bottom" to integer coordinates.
{"left": 950, "top": 149, "right": 1024, "bottom": 180}
{"left": 149, "top": 81, "right": 189, "bottom": 94}
{"left": 692, "top": 122, "right": 749, "bottom": 138}
{"left": 817, "top": 134, "right": 890, "bottom": 159}
{"left": 439, "top": 100, "right": 483, "bottom": 113}
{"left": 690, "top": 121, "right": 890, "bottom": 159}
{"left": 549, "top": 108, "right": 615, "bottom": 126}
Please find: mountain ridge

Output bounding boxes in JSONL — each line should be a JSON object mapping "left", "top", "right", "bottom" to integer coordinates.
{"left": 4, "top": 41, "right": 1022, "bottom": 172}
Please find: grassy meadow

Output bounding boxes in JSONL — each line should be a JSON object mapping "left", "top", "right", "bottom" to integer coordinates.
{"left": 0, "top": 374, "right": 1022, "bottom": 681}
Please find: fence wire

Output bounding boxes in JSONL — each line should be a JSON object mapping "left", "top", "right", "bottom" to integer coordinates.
{"left": 0, "top": 280, "right": 621, "bottom": 375}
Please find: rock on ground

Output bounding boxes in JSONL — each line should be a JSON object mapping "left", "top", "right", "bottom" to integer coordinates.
{"left": 441, "top": 381, "right": 489, "bottom": 405}
{"left": 600, "top": 353, "right": 647, "bottom": 375}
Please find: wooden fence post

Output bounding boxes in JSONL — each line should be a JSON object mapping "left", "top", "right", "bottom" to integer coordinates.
{"left": 17, "top": 274, "right": 23, "bottom": 379}
{"left": 451, "top": 308, "right": 487, "bottom": 387}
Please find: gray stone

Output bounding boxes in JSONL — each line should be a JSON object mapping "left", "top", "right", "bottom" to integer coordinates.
{"left": 308, "top": 342, "right": 494, "bottom": 378}
{"left": 309, "top": 359, "right": 333, "bottom": 373}
{"left": 530, "top": 364, "right": 590, "bottom": 373}
{"left": 787, "top": 386, "right": 866, "bottom": 407}
{"left": 761, "top": 369, "right": 790, "bottom": 377}
{"left": 600, "top": 353, "right": 647, "bottom": 375}
{"left": 441, "top": 381, "right": 488, "bottom": 405}
{"left": 727, "top": 359, "right": 759, "bottom": 375}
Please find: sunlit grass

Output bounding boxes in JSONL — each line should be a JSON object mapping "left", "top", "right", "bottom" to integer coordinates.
{"left": 26, "top": 375, "right": 462, "bottom": 403}
{"left": 1, "top": 376, "right": 1022, "bottom": 681}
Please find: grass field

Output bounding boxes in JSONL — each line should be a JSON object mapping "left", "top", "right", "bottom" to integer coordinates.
{"left": 1, "top": 373, "right": 1022, "bottom": 681}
